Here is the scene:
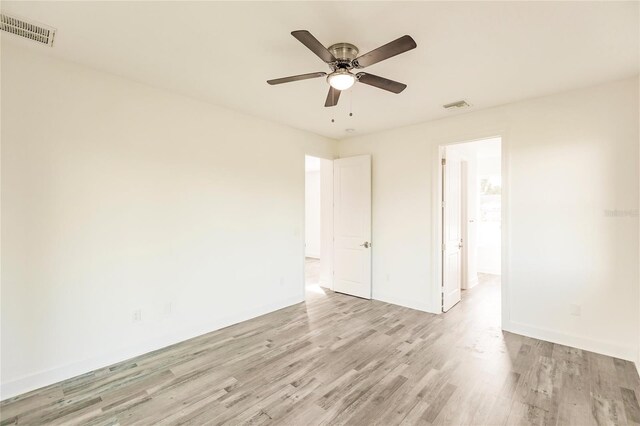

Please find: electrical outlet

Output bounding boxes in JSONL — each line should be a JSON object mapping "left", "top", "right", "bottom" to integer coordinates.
{"left": 162, "top": 302, "right": 172, "bottom": 317}
{"left": 132, "top": 309, "right": 142, "bottom": 322}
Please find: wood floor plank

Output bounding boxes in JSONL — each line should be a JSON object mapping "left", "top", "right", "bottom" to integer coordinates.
{"left": 621, "top": 387, "right": 640, "bottom": 425}
{"left": 2, "top": 272, "right": 639, "bottom": 425}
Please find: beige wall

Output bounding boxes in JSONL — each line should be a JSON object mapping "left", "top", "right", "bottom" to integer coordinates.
{"left": 339, "top": 77, "right": 639, "bottom": 361}
{"left": 1, "top": 42, "right": 337, "bottom": 398}
{"left": 2, "top": 39, "right": 639, "bottom": 398}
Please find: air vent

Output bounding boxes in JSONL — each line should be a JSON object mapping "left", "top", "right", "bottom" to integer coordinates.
{"left": 443, "top": 100, "right": 470, "bottom": 109}
{"left": 1, "top": 13, "right": 56, "bottom": 47}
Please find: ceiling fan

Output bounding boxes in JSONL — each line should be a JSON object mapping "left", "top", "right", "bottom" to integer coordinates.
{"left": 267, "top": 30, "right": 417, "bottom": 107}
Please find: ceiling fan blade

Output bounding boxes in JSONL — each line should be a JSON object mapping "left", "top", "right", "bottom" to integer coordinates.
{"left": 354, "top": 35, "right": 417, "bottom": 68}
{"left": 291, "top": 30, "right": 337, "bottom": 63}
{"left": 324, "top": 86, "right": 341, "bottom": 107}
{"left": 357, "top": 73, "right": 407, "bottom": 94}
{"left": 267, "top": 72, "right": 327, "bottom": 85}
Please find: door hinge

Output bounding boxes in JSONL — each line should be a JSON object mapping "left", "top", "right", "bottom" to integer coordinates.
{"left": 441, "top": 243, "right": 446, "bottom": 252}
{"left": 441, "top": 158, "right": 446, "bottom": 166}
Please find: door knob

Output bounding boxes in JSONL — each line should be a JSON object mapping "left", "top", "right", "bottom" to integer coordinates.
{"left": 360, "top": 241, "right": 370, "bottom": 248}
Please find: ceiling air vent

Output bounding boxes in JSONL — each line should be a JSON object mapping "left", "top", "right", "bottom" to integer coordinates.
{"left": 443, "top": 100, "right": 470, "bottom": 110}
{"left": 0, "top": 13, "right": 56, "bottom": 47}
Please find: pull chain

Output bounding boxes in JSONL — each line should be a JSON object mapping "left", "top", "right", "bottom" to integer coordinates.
{"left": 349, "top": 90, "right": 353, "bottom": 117}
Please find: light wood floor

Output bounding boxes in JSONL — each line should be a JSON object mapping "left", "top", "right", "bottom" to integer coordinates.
{"left": 2, "top": 274, "right": 640, "bottom": 425}
{"left": 305, "top": 257, "right": 321, "bottom": 287}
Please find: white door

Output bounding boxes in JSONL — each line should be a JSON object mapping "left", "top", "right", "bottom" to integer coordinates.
{"left": 442, "top": 149, "right": 463, "bottom": 311}
{"left": 333, "top": 155, "right": 372, "bottom": 299}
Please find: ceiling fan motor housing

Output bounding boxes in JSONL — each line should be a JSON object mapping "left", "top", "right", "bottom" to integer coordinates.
{"left": 328, "top": 43, "right": 359, "bottom": 68}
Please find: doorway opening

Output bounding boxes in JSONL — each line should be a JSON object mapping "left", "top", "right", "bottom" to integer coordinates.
{"left": 304, "top": 155, "right": 333, "bottom": 298}
{"left": 440, "top": 137, "right": 502, "bottom": 315}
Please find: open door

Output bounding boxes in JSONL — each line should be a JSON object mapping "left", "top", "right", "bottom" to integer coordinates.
{"left": 333, "top": 155, "right": 371, "bottom": 299}
{"left": 442, "top": 149, "right": 463, "bottom": 311}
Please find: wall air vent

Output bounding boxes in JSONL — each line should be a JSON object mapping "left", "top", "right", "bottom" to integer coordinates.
{"left": 443, "top": 100, "right": 470, "bottom": 110}
{"left": 1, "top": 13, "right": 56, "bottom": 47}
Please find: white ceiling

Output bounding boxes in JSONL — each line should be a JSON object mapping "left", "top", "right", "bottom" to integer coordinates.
{"left": 2, "top": 1, "right": 638, "bottom": 140}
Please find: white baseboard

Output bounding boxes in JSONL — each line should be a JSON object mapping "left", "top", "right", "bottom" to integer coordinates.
{"left": 373, "top": 292, "right": 437, "bottom": 314}
{"left": 0, "top": 295, "right": 303, "bottom": 401}
{"left": 318, "top": 281, "right": 333, "bottom": 291}
{"left": 477, "top": 269, "right": 501, "bottom": 275}
{"left": 319, "top": 275, "right": 333, "bottom": 290}
{"left": 463, "top": 277, "right": 479, "bottom": 290}
{"left": 503, "top": 319, "right": 636, "bottom": 362}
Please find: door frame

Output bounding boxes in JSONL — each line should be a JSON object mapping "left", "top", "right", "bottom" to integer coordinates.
{"left": 431, "top": 132, "right": 510, "bottom": 328}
